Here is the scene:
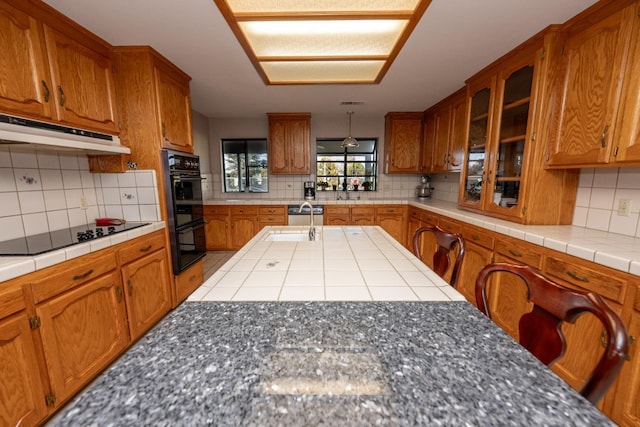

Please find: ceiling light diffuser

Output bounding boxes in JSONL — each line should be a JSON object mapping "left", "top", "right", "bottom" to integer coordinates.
{"left": 213, "top": 0, "right": 432, "bottom": 85}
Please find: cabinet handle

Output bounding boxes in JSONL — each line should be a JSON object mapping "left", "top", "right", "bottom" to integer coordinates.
{"left": 600, "top": 125, "right": 609, "bottom": 148}
{"left": 566, "top": 270, "right": 589, "bottom": 283}
{"left": 508, "top": 249, "right": 522, "bottom": 258}
{"left": 471, "top": 234, "right": 481, "bottom": 241}
{"left": 162, "top": 122, "right": 167, "bottom": 138}
{"left": 72, "top": 269, "right": 93, "bottom": 280}
{"left": 139, "top": 245, "right": 152, "bottom": 252}
{"left": 116, "top": 286, "right": 123, "bottom": 303}
{"left": 58, "top": 85, "right": 65, "bottom": 106}
{"left": 42, "top": 80, "right": 50, "bottom": 102}
{"left": 189, "top": 274, "right": 197, "bottom": 282}
{"left": 127, "top": 279, "right": 133, "bottom": 296}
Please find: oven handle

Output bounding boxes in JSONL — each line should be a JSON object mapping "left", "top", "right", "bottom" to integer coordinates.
{"left": 176, "top": 221, "right": 207, "bottom": 234}
{"left": 173, "top": 175, "right": 204, "bottom": 181}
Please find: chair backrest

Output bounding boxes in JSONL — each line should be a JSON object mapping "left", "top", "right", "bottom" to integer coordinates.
{"left": 475, "top": 262, "right": 629, "bottom": 404}
{"left": 412, "top": 225, "right": 465, "bottom": 287}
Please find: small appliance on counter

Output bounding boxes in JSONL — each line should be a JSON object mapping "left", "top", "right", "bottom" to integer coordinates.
{"left": 415, "top": 175, "right": 433, "bottom": 199}
{"left": 304, "top": 181, "right": 316, "bottom": 200}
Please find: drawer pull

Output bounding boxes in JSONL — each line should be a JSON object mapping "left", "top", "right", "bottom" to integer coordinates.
{"left": 566, "top": 270, "right": 589, "bottom": 283}
{"left": 471, "top": 234, "right": 481, "bottom": 241}
{"left": 72, "top": 269, "right": 94, "bottom": 280}
{"left": 189, "top": 275, "right": 197, "bottom": 282}
{"left": 42, "top": 80, "right": 50, "bottom": 102}
{"left": 508, "top": 249, "right": 522, "bottom": 258}
{"left": 139, "top": 245, "right": 152, "bottom": 252}
{"left": 116, "top": 286, "right": 123, "bottom": 304}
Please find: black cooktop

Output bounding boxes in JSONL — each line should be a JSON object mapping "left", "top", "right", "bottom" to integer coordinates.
{"left": 0, "top": 222, "right": 150, "bottom": 256}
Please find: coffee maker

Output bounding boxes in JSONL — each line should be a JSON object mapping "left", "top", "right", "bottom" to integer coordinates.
{"left": 304, "top": 181, "right": 316, "bottom": 200}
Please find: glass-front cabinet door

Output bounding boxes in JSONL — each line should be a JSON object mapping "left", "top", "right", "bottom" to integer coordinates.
{"left": 459, "top": 54, "right": 539, "bottom": 222}
{"left": 460, "top": 78, "right": 495, "bottom": 209}
{"left": 484, "top": 64, "right": 536, "bottom": 219}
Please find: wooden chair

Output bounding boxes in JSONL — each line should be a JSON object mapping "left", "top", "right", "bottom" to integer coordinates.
{"left": 412, "top": 225, "right": 465, "bottom": 287}
{"left": 475, "top": 262, "right": 629, "bottom": 404}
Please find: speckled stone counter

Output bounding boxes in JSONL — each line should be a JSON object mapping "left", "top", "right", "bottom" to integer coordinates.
{"left": 50, "top": 301, "right": 613, "bottom": 426}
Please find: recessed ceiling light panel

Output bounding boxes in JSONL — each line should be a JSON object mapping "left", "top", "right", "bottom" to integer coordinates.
{"left": 214, "top": 0, "right": 432, "bottom": 85}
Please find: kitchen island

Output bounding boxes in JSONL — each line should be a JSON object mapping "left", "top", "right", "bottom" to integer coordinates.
{"left": 49, "top": 227, "right": 614, "bottom": 425}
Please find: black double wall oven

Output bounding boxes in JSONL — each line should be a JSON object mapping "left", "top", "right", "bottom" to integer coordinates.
{"left": 162, "top": 150, "right": 206, "bottom": 274}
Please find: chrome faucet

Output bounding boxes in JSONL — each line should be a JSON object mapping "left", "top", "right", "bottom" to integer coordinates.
{"left": 298, "top": 201, "right": 316, "bottom": 241}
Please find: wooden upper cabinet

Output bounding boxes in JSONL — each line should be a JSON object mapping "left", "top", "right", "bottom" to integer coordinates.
{"left": 268, "top": 113, "right": 311, "bottom": 174}
{"left": 384, "top": 112, "right": 424, "bottom": 173}
{"left": 458, "top": 29, "right": 579, "bottom": 225}
{"left": 546, "top": 1, "right": 640, "bottom": 167}
{"left": 154, "top": 62, "right": 193, "bottom": 153}
{"left": 426, "top": 88, "right": 467, "bottom": 173}
{"left": 0, "top": 2, "right": 52, "bottom": 119}
{"left": 42, "top": 25, "right": 118, "bottom": 134}
{"left": 0, "top": 1, "right": 118, "bottom": 133}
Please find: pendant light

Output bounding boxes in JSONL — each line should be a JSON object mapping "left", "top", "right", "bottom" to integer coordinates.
{"left": 341, "top": 110, "right": 359, "bottom": 148}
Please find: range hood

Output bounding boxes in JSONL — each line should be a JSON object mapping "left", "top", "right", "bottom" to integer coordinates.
{"left": 0, "top": 114, "right": 130, "bottom": 155}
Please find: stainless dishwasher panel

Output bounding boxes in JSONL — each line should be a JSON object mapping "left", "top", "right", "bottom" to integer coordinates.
{"left": 287, "top": 204, "right": 324, "bottom": 225}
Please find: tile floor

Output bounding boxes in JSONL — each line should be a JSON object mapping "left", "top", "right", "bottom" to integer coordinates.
{"left": 203, "top": 251, "right": 236, "bottom": 281}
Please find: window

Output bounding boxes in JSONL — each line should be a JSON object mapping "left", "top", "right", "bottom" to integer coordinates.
{"left": 316, "top": 138, "right": 377, "bottom": 191}
{"left": 222, "top": 139, "right": 269, "bottom": 193}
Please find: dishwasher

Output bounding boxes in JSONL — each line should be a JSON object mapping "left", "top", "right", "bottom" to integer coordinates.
{"left": 287, "top": 204, "right": 324, "bottom": 225}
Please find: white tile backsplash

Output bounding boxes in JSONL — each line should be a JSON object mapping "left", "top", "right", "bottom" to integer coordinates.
{"left": 0, "top": 148, "right": 161, "bottom": 240}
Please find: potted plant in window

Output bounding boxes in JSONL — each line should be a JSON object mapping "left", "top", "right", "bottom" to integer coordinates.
{"left": 363, "top": 181, "right": 372, "bottom": 191}
{"left": 351, "top": 177, "right": 360, "bottom": 191}
{"left": 317, "top": 181, "right": 329, "bottom": 191}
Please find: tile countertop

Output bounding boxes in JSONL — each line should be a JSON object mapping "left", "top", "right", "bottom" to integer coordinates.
{"left": 0, "top": 222, "right": 166, "bottom": 283}
{"left": 49, "top": 301, "right": 613, "bottom": 426}
{"left": 205, "top": 197, "right": 640, "bottom": 276}
{"left": 190, "top": 226, "right": 463, "bottom": 302}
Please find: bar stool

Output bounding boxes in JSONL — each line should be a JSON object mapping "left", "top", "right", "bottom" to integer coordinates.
{"left": 412, "top": 225, "right": 465, "bottom": 287}
{"left": 475, "top": 262, "right": 629, "bottom": 404}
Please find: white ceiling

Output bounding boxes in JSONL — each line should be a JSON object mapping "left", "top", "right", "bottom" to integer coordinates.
{"left": 44, "top": 0, "right": 597, "bottom": 119}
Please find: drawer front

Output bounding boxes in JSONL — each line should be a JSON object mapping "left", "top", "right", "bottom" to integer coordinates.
{"left": 352, "top": 206, "right": 374, "bottom": 216}
{"left": 204, "top": 205, "right": 229, "bottom": 216}
{"left": 259, "top": 216, "right": 286, "bottom": 225}
{"left": 543, "top": 255, "right": 627, "bottom": 304}
{"left": 408, "top": 207, "right": 422, "bottom": 220}
{"left": 326, "top": 206, "right": 350, "bottom": 215}
{"left": 30, "top": 251, "right": 118, "bottom": 303}
{"left": 230, "top": 206, "right": 258, "bottom": 216}
{"left": 439, "top": 218, "right": 462, "bottom": 234}
{"left": 495, "top": 237, "right": 542, "bottom": 268}
{"left": 422, "top": 212, "right": 439, "bottom": 225}
{"left": 0, "top": 280, "right": 25, "bottom": 319}
{"left": 461, "top": 226, "right": 495, "bottom": 250}
{"left": 175, "top": 260, "right": 204, "bottom": 303}
{"left": 259, "top": 206, "right": 285, "bottom": 216}
{"left": 375, "top": 205, "right": 404, "bottom": 215}
{"left": 117, "top": 231, "right": 165, "bottom": 264}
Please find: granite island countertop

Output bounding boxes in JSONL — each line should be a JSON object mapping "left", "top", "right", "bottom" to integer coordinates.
{"left": 49, "top": 301, "right": 613, "bottom": 426}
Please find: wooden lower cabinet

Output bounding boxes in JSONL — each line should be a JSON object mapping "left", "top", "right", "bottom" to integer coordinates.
{"left": 204, "top": 206, "right": 230, "bottom": 250}
{"left": 230, "top": 206, "right": 259, "bottom": 250}
{"left": 611, "top": 283, "right": 640, "bottom": 426}
{"left": 175, "top": 260, "right": 204, "bottom": 304}
{"left": 0, "top": 311, "right": 47, "bottom": 426}
{"left": 121, "top": 249, "right": 172, "bottom": 340}
{"left": 324, "top": 206, "right": 351, "bottom": 225}
{"left": 259, "top": 206, "right": 286, "bottom": 230}
{"left": 375, "top": 205, "right": 406, "bottom": 243}
{"left": 456, "top": 238, "right": 493, "bottom": 304}
{"left": 36, "top": 271, "right": 129, "bottom": 408}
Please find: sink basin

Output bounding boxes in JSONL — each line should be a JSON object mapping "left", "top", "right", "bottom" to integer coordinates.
{"left": 265, "top": 231, "right": 320, "bottom": 242}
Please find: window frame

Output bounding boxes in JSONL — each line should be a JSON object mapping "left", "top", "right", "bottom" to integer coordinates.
{"left": 221, "top": 138, "right": 269, "bottom": 193}
{"left": 316, "top": 137, "right": 378, "bottom": 191}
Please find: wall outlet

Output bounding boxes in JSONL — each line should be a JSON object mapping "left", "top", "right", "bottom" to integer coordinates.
{"left": 79, "top": 195, "right": 88, "bottom": 210}
{"left": 618, "top": 199, "right": 631, "bottom": 216}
